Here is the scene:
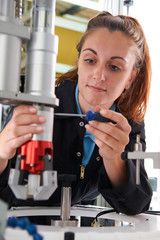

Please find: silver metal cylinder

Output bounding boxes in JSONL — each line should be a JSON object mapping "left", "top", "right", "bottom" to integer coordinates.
{"left": 61, "top": 187, "right": 71, "bottom": 221}
{"left": 32, "top": 0, "right": 55, "bottom": 34}
{"left": 134, "top": 134, "right": 142, "bottom": 185}
{"left": 0, "top": 0, "right": 22, "bottom": 93}
{"left": 25, "top": 0, "right": 58, "bottom": 99}
{"left": 134, "top": 135, "right": 142, "bottom": 151}
{"left": 25, "top": 32, "right": 58, "bottom": 98}
{"left": 32, "top": 105, "right": 54, "bottom": 141}
{"left": 0, "top": 34, "right": 21, "bottom": 92}
{"left": 0, "top": 0, "right": 15, "bottom": 18}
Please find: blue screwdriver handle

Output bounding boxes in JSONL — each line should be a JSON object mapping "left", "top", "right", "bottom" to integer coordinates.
{"left": 86, "top": 111, "right": 116, "bottom": 124}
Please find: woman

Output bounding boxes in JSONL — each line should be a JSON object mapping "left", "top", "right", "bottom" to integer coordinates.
{"left": 0, "top": 11, "right": 152, "bottom": 215}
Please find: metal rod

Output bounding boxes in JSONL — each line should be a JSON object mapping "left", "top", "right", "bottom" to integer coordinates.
{"left": 54, "top": 113, "right": 86, "bottom": 117}
{"left": 134, "top": 134, "right": 142, "bottom": 185}
{"left": 61, "top": 187, "right": 71, "bottom": 221}
{"left": 136, "top": 159, "right": 140, "bottom": 185}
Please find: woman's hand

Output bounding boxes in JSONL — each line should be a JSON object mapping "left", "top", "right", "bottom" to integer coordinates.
{"left": 0, "top": 105, "right": 46, "bottom": 174}
{"left": 85, "top": 109, "right": 131, "bottom": 187}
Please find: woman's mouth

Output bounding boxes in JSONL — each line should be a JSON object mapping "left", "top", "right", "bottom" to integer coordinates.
{"left": 87, "top": 85, "right": 106, "bottom": 92}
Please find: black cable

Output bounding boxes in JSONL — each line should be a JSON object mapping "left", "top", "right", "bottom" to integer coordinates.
{"left": 95, "top": 209, "right": 116, "bottom": 221}
{"left": 144, "top": 210, "right": 160, "bottom": 215}
{"left": 91, "top": 209, "right": 117, "bottom": 227}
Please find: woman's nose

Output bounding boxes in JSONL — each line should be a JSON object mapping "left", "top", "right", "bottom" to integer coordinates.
{"left": 93, "top": 66, "right": 106, "bottom": 81}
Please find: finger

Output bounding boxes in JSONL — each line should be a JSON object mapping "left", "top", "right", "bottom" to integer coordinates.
{"left": 13, "top": 105, "right": 37, "bottom": 117}
{"left": 9, "top": 125, "right": 45, "bottom": 139}
{"left": 8, "top": 133, "right": 33, "bottom": 151}
{"left": 13, "top": 114, "right": 46, "bottom": 126}
{"left": 94, "top": 105, "right": 102, "bottom": 112}
{"left": 88, "top": 120, "right": 129, "bottom": 144}
{"left": 94, "top": 137, "right": 114, "bottom": 155}
{"left": 99, "top": 109, "right": 131, "bottom": 132}
{"left": 85, "top": 123, "right": 122, "bottom": 151}
{"left": 0, "top": 133, "right": 33, "bottom": 160}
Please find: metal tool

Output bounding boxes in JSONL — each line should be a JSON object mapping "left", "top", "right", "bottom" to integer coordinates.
{"left": 134, "top": 134, "right": 142, "bottom": 185}
{"left": 121, "top": 134, "right": 160, "bottom": 185}
{"left": 51, "top": 174, "right": 78, "bottom": 227}
{"left": 0, "top": 0, "right": 58, "bottom": 200}
{"left": 55, "top": 111, "right": 116, "bottom": 123}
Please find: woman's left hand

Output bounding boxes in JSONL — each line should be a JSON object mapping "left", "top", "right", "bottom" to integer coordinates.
{"left": 85, "top": 109, "right": 131, "bottom": 187}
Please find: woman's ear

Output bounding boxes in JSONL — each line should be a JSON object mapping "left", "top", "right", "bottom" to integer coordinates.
{"left": 131, "top": 68, "right": 140, "bottom": 82}
{"left": 125, "top": 69, "right": 140, "bottom": 90}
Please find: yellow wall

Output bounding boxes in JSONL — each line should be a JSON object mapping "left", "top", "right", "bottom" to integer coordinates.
{"left": 55, "top": 26, "right": 83, "bottom": 66}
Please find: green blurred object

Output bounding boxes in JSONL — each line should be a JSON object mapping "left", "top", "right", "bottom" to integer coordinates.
{"left": 149, "top": 177, "right": 157, "bottom": 192}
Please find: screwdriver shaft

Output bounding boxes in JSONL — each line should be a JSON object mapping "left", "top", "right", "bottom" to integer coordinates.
{"left": 54, "top": 113, "right": 86, "bottom": 117}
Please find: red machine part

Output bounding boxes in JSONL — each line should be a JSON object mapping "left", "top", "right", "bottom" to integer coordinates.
{"left": 20, "top": 140, "right": 53, "bottom": 174}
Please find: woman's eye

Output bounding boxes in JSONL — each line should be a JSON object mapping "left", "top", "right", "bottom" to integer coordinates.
{"left": 110, "top": 64, "right": 120, "bottom": 71}
{"left": 84, "top": 59, "right": 95, "bottom": 64}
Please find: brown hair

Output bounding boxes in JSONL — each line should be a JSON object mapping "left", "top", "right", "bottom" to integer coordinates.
{"left": 56, "top": 11, "right": 152, "bottom": 123}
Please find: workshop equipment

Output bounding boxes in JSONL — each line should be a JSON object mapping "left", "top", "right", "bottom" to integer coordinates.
{"left": 0, "top": 0, "right": 59, "bottom": 200}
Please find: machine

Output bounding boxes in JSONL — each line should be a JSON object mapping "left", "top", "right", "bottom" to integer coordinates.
{"left": 0, "top": 0, "right": 59, "bottom": 200}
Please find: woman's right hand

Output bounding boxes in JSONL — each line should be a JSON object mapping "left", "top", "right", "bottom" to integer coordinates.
{"left": 0, "top": 105, "right": 46, "bottom": 173}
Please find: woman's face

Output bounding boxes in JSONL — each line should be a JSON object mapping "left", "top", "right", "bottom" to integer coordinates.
{"left": 78, "top": 28, "right": 138, "bottom": 113}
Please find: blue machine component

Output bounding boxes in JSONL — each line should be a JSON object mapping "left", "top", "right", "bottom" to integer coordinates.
{"left": 7, "top": 216, "right": 43, "bottom": 240}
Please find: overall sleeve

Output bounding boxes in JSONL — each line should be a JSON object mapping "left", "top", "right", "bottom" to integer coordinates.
{"left": 0, "top": 157, "right": 16, "bottom": 206}
{"left": 0, "top": 108, "right": 18, "bottom": 206}
{"left": 98, "top": 120, "right": 153, "bottom": 215}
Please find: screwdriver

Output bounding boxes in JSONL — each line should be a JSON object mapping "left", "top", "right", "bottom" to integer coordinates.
{"left": 54, "top": 111, "right": 116, "bottom": 123}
